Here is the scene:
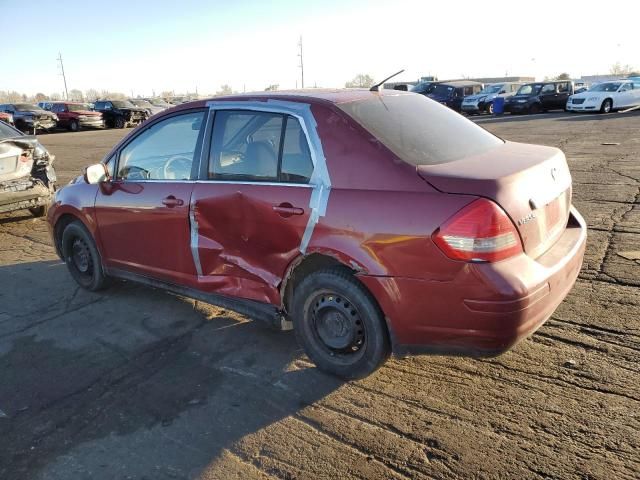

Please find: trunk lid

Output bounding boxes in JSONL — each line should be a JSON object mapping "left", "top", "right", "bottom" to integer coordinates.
{"left": 418, "top": 141, "right": 572, "bottom": 259}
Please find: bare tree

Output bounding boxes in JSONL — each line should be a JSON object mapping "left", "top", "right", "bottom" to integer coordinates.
{"left": 85, "top": 89, "right": 100, "bottom": 102}
{"left": 34, "top": 93, "right": 48, "bottom": 102}
{"left": 216, "top": 84, "right": 232, "bottom": 96}
{"left": 555, "top": 72, "right": 571, "bottom": 80}
{"left": 264, "top": 84, "right": 279, "bottom": 91}
{"left": 69, "top": 89, "right": 84, "bottom": 101}
{"left": 50, "top": 92, "right": 62, "bottom": 101}
{"left": 345, "top": 74, "right": 375, "bottom": 88}
{"left": 610, "top": 62, "right": 636, "bottom": 76}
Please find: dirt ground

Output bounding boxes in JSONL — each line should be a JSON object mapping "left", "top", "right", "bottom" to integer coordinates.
{"left": 1, "top": 111, "right": 638, "bottom": 480}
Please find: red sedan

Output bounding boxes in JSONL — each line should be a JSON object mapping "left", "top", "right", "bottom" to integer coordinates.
{"left": 47, "top": 89, "right": 586, "bottom": 378}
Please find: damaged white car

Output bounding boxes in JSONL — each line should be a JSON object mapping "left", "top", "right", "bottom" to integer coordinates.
{"left": 0, "top": 121, "right": 56, "bottom": 217}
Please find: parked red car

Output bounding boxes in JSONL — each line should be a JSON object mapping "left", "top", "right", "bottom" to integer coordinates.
{"left": 0, "top": 112, "right": 14, "bottom": 125}
{"left": 48, "top": 102, "right": 104, "bottom": 131}
{"left": 47, "top": 90, "right": 586, "bottom": 378}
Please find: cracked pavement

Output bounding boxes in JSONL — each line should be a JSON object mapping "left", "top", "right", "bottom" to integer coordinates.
{"left": 0, "top": 112, "right": 639, "bottom": 479}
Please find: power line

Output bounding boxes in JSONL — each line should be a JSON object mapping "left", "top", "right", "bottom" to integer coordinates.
{"left": 57, "top": 52, "right": 69, "bottom": 100}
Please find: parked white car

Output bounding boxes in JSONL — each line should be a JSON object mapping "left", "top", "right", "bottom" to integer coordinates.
{"left": 566, "top": 80, "right": 640, "bottom": 113}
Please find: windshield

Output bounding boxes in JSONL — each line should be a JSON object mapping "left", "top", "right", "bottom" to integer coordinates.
{"left": 589, "top": 82, "right": 623, "bottom": 92}
{"left": 149, "top": 99, "right": 169, "bottom": 107}
{"left": 480, "top": 84, "right": 503, "bottom": 94}
{"left": 429, "top": 84, "right": 455, "bottom": 97}
{"left": 130, "top": 99, "right": 153, "bottom": 107}
{"left": 0, "top": 121, "right": 21, "bottom": 139}
{"left": 14, "top": 104, "right": 44, "bottom": 112}
{"left": 339, "top": 94, "right": 502, "bottom": 166}
{"left": 112, "top": 100, "right": 135, "bottom": 108}
{"left": 410, "top": 82, "right": 436, "bottom": 94}
{"left": 516, "top": 84, "right": 542, "bottom": 96}
{"left": 68, "top": 104, "right": 90, "bottom": 112}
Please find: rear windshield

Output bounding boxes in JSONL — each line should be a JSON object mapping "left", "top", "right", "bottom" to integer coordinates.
{"left": 338, "top": 94, "right": 502, "bottom": 165}
{"left": 0, "top": 121, "right": 21, "bottom": 139}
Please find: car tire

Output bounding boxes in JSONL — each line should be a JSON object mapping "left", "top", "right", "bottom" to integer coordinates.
{"left": 28, "top": 205, "right": 47, "bottom": 218}
{"left": 486, "top": 102, "right": 494, "bottom": 114}
{"left": 291, "top": 267, "right": 391, "bottom": 379}
{"left": 61, "top": 220, "right": 110, "bottom": 291}
{"left": 115, "top": 117, "right": 125, "bottom": 129}
{"left": 529, "top": 103, "right": 541, "bottom": 114}
{"left": 600, "top": 99, "right": 612, "bottom": 114}
{"left": 69, "top": 120, "right": 79, "bottom": 132}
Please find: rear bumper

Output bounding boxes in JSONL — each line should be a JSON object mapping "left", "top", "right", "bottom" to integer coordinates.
{"left": 359, "top": 207, "right": 587, "bottom": 357}
{"left": 0, "top": 177, "right": 52, "bottom": 214}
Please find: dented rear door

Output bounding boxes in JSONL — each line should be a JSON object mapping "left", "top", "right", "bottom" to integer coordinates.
{"left": 191, "top": 183, "right": 312, "bottom": 304}
{"left": 190, "top": 108, "right": 317, "bottom": 304}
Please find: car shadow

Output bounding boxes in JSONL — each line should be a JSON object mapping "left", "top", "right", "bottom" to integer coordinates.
{"left": 0, "top": 212, "right": 34, "bottom": 225}
{"left": 0, "top": 260, "right": 343, "bottom": 479}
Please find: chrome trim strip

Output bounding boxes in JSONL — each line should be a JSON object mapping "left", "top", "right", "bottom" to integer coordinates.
{"left": 189, "top": 198, "right": 203, "bottom": 277}
{"left": 205, "top": 99, "right": 332, "bottom": 254}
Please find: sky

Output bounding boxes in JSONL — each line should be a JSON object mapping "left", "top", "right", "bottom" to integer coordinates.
{"left": 1, "top": 0, "right": 638, "bottom": 97}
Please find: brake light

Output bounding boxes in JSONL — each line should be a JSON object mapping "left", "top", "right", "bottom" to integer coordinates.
{"left": 432, "top": 199, "right": 523, "bottom": 262}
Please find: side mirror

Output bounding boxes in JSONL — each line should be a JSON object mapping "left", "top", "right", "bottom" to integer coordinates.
{"left": 84, "top": 163, "right": 110, "bottom": 184}
{"left": 499, "top": 90, "right": 506, "bottom": 94}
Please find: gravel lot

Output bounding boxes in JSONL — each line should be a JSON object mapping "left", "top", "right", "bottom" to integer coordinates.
{"left": 1, "top": 112, "right": 638, "bottom": 479}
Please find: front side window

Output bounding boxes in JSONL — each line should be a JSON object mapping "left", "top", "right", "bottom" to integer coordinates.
{"left": 117, "top": 111, "right": 204, "bottom": 181}
{"left": 209, "top": 110, "right": 313, "bottom": 183}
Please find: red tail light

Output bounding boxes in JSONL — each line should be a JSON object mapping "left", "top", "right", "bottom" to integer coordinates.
{"left": 432, "top": 199, "right": 523, "bottom": 262}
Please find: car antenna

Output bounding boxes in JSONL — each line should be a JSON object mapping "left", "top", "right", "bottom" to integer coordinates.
{"left": 369, "top": 69, "right": 405, "bottom": 92}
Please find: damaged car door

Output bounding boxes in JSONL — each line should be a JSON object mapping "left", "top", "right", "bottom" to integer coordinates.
{"left": 191, "top": 108, "right": 315, "bottom": 304}
{"left": 93, "top": 110, "right": 206, "bottom": 283}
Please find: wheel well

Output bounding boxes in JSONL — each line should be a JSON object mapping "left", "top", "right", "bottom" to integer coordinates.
{"left": 281, "top": 253, "right": 353, "bottom": 313}
{"left": 53, "top": 214, "right": 78, "bottom": 257}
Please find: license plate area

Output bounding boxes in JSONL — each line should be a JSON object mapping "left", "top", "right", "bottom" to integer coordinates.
{"left": 0, "top": 156, "right": 18, "bottom": 175}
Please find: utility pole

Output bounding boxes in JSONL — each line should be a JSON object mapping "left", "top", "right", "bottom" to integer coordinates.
{"left": 298, "top": 36, "right": 304, "bottom": 89}
{"left": 57, "top": 52, "right": 69, "bottom": 100}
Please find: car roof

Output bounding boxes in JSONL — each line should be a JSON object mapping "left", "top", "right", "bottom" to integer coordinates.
{"left": 437, "top": 80, "right": 483, "bottom": 87}
{"left": 171, "top": 88, "right": 411, "bottom": 111}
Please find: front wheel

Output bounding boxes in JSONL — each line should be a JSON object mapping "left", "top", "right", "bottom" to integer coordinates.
{"left": 61, "top": 220, "right": 110, "bottom": 291}
{"left": 600, "top": 99, "right": 612, "bottom": 114}
{"left": 114, "top": 117, "right": 125, "bottom": 129}
{"left": 69, "top": 120, "right": 79, "bottom": 132}
{"left": 529, "top": 103, "right": 541, "bottom": 114}
{"left": 292, "top": 268, "right": 390, "bottom": 379}
{"left": 486, "top": 102, "right": 494, "bottom": 114}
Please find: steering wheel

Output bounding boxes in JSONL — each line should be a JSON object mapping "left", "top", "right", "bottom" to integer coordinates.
{"left": 163, "top": 155, "right": 193, "bottom": 180}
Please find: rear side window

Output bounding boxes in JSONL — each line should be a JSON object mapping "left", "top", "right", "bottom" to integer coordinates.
{"left": 208, "top": 110, "right": 313, "bottom": 183}
{"left": 339, "top": 94, "right": 502, "bottom": 165}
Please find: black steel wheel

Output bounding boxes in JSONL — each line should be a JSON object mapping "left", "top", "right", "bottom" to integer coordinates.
{"left": 292, "top": 267, "right": 390, "bottom": 379}
{"left": 529, "top": 103, "right": 541, "bottom": 114}
{"left": 115, "top": 117, "right": 125, "bottom": 129}
{"left": 61, "top": 220, "right": 110, "bottom": 291}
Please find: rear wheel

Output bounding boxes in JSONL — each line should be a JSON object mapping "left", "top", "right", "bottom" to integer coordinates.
{"left": 292, "top": 268, "right": 390, "bottom": 379}
{"left": 600, "top": 99, "right": 612, "bottom": 114}
{"left": 61, "top": 220, "right": 110, "bottom": 291}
